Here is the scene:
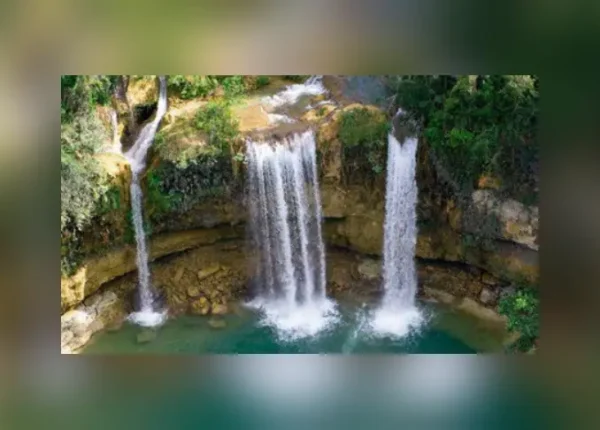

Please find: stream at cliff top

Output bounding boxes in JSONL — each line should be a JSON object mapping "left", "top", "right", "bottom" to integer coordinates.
{"left": 82, "top": 301, "right": 509, "bottom": 354}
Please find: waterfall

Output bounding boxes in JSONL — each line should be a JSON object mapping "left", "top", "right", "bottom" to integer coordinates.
{"left": 124, "top": 76, "right": 168, "bottom": 327}
{"left": 246, "top": 130, "right": 337, "bottom": 340}
{"left": 370, "top": 112, "right": 423, "bottom": 338}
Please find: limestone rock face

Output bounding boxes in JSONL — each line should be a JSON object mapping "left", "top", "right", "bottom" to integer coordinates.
{"left": 467, "top": 190, "right": 539, "bottom": 251}
{"left": 61, "top": 226, "right": 243, "bottom": 313}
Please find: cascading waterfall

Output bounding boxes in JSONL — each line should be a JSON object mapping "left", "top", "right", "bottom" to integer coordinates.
{"left": 124, "top": 76, "right": 168, "bottom": 327}
{"left": 370, "top": 110, "right": 423, "bottom": 337}
{"left": 246, "top": 130, "right": 337, "bottom": 339}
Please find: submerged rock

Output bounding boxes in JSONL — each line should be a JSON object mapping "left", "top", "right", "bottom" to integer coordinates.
{"left": 137, "top": 329, "right": 157, "bottom": 344}
{"left": 208, "top": 318, "right": 227, "bottom": 329}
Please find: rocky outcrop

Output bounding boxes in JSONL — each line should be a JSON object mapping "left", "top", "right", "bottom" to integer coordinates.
{"left": 61, "top": 289, "right": 127, "bottom": 354}
{"left": 61, "top": 224, "right": 243, "bottom": 313}
{"left": 62, "top": 238, "right": 248, "bottom": 353}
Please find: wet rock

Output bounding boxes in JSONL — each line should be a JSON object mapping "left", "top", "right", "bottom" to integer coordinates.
{"left": 479, "top": 287, "right": 499, "bottom": 305}
{"left": 198, "top": 264, "right": 221, "bottom": 281}
{"left": 190, "top": 297, "right": 211, "bottom": 315}
{"left": 357, "top": 259, "right": 381, "bottom": 280}
{"left": 136, "top": 329, "right": 157, "bottom": 344}
{"left": 456, "top": 298, "right": 507, "bottom": 326}
{"left": 208, "top": 318, "right": 227, "bottom": 329}
{"left": 211, "top": 303, "right": 229, "bottom": 315}
{"left": 187, "top": 286, "right": 200, "bottom": 297}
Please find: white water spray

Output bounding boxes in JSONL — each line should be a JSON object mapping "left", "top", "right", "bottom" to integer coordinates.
{"left": 124, "top": 76, "right": 168, "bottom": 327}
{"left": 370, "top": 112, "right": 423, "bottom": 338}
{"left": 261, "top": 75, "right": 326, "bottom": 109}
{"left": 246, "top": 130, "right": 338, "bottom": 340}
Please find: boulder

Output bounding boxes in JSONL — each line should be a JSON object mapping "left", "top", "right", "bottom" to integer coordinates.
{"left": 190, "top": 297, "right": 210, "bottom": 315}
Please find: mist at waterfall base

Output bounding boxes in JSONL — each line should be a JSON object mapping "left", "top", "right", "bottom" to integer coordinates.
{"left": 124, "top": 76, "right": 168, "bottom": 328}
{"left": 369, "top": 132, "right": 424, "bottom": 338}
{"left": 245, "top": 130, "right": 339, "bottom": 341}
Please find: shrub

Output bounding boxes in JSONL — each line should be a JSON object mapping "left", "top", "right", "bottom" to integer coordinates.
{"left": 255, "top": 76, "right": 270, "bottom": 88}
{"left": 145, "top": 168, "right": 182, "bottom": 222}
{"left": 61, "top": 75, "right": 117, "bottom": 122}
{"left": 220, "top": 76, "right": 246, "bottom": 100}
{"left": 149, "top": 155, "right": 233, "bottom": 219}
{"left": 61, "top": 110, "right": 112, "bottom": 275}
{"left": 498, "top": 287, "right": 539, "bottom": 352}
{"left": 284, "top": 75, "right": 309, "bottom": 83}
{"left": 195, "top": 101, "right": 240, "bottom": 155}
{"left": 167, "top": 75, "right": 219, "bottom": 99}
{"left": 338, "top": 107, "right": 391, "bottom": 180}
{"left": 61, "top": 114, "right": 110, "bottom": 232}
{"left": 392, "top": 75, "right": 539, "bottom": 202}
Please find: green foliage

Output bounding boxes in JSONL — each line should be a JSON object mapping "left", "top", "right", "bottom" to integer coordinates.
{"left": 61, "top": 114, "right": 110, "bottom": 232}
{"left": 145, "top": 168, "right": 181, "bottom": 222}
{"left": 195, "top": 101, "right": 240, "bottom": 155}
{"left": 392, "top": 75, "right": 539, "bottom": 202}
{"left": 221, "top": 76, "right": 245, "bottom": 100}
{"left": 284, "top": 75, "right": 309, "bottom": 83}
{"left": 255, "top": 76, "right": 270, "bottom": 88}
{"left": 498, "top": 287, "right": 539, "bottom": 352}
{"left": 232, "top": 152, "right": 246, "bottom": 163}
{"left": 98, "top": 185, "right": 121, "bottom": 215}
{"left": 151, "top": 154, "right": 233, "bottom": 218}
{"left": 61, "top": 75, "right": 120, "bottom": 276}
{"left": 338, "top": 107, "right": 391, "bottom": 180}
{"left": 61, "top": 75, "right": 117, "bottom": 122}
{"left": 167, "top": 75, "right": 219, "bottom": 99}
